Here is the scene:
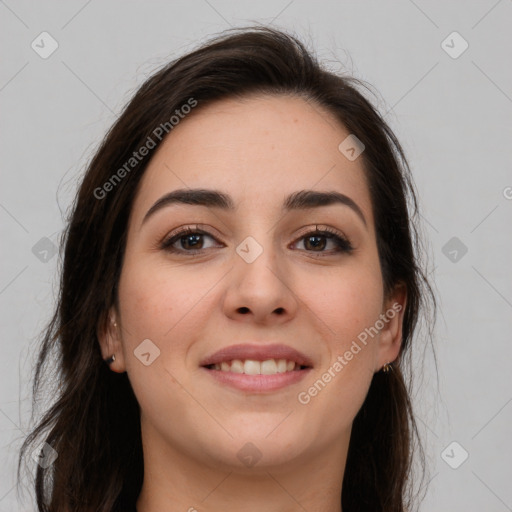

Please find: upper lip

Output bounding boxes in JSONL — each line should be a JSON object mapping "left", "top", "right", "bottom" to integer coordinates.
{"left": 200, "top": 343, "right": 314, "bottom": 368}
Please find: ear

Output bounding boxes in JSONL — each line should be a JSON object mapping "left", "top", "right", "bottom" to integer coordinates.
{"left": 375, "top": 283, "right": 407, "bottom": 372}
{"left": 97, "top": 307, "right": 126, "bottom": 373}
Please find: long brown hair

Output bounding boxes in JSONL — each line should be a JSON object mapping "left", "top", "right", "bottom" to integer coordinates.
{"left": 19, "top": 26, "right": 436, "bottom": 511}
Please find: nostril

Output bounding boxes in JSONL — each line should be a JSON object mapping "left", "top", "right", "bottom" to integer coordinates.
{"left": 238, "top": 307, "right": 250, "bottom": 314}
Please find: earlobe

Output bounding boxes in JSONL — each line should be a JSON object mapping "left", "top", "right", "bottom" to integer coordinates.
{"left": 104, "top": 354, "right": 116, "bottom": 365}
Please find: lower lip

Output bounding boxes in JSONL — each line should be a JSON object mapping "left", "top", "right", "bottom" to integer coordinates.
{"left": 201, "top": 367, "right": 312, "bottom": 392}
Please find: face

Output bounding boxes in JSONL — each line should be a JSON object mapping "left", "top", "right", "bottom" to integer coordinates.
{"left": 100, "top": 94, "right": 405, "bottom": 472}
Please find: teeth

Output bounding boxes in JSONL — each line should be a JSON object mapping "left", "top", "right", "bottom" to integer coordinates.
{"left": 211, "top": 358, "right": 301, "bottom": 375}
{"left": 276, "top": 359, "right": 287, "bottom": 373}
{"left": 230, "top": 360, "right": 244, "bottom": 373}
{"left": 261, "top": 359, "right": 277, "bottom": 375}
{"left": 244, "top": 360, "right": 260, "bottom": 375}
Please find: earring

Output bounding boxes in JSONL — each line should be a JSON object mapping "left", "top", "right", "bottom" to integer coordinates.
{"left": 382, "top": 362, "right": 393, "bottom": 373}
{"left": 104, "top": 354, "right": 116, "bottom": 365}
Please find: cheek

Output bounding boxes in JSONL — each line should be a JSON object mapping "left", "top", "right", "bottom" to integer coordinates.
{"left": 116, "top": 257, "right": 225, "bottom": 385}
{"left": 115, "top": 261, "right": 200, "bottom": 418}
{"left": 303, "top": 261, "right": 384, "bottom": 347}
{"left": 296, "top": 263, "right": 383, "bottom": 424}
{"left": 116, "top": 259, "right": 198, "bottom": 368}
{"left": 118, "top": 255, "right": 209, "bottom": 333}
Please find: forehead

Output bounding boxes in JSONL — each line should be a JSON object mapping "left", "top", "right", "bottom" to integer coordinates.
{"left": 133, "top": 94, "right": 373, "bottom": 224}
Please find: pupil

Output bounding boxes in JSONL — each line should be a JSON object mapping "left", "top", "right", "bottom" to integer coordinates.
{"left": 183, "top": 234, "right": 202, "bottom": 249}
{"left": 307, "top": 235, "right": 325, "bottom": 251}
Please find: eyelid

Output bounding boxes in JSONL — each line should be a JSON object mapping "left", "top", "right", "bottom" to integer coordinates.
{"left": 292, "top": 224, "right": 348, "bottom": 241}
{"left": 160, "top": 224, "right": 224, "bottom": 249}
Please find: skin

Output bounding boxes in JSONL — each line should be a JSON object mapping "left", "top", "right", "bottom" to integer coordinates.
{"left": 99, "top": 94, "right": 406, "bottom": 512}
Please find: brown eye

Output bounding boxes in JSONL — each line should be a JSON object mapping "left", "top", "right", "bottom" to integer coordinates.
{"left": 177, "top": 233, "right": 204, "bottom": 250}
{"left": 161, "top": 228, "right": 221, "bottom": 253}
{"left": 304, "top": 234, "right": 327, "bottom": 251}
{"left": 294, "top": 229, "right": 353, "bottom": 254}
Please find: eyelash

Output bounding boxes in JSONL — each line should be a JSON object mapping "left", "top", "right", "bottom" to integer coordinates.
{"left": 160, "top": 225, "right": 354, "bottom": 257}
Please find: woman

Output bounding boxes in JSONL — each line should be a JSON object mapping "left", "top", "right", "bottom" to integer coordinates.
{"left": 19, "top": 26, "right": 435, "bottom": 512}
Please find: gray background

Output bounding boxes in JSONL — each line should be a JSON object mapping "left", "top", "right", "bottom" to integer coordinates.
{"left": 1, "top": 0, "right": 511, "bottom": 510}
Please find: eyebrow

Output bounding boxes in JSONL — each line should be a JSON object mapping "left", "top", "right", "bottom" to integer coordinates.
{"left": 142, "top": 188, "right": 367, "bottom": 227}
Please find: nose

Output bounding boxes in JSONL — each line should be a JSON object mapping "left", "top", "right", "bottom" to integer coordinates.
{"left": 221, "top": 237, "right": 299, "bottom": 326}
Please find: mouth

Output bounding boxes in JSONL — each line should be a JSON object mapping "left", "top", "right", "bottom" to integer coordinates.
{"left": 199, "top": 343, "right": 313, "bottom": 392}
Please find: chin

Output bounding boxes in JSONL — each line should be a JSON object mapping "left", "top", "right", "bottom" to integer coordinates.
{"left": 197, "top": 426, "right": 311, "bottom": 471}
